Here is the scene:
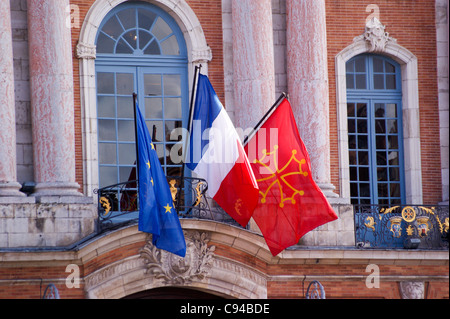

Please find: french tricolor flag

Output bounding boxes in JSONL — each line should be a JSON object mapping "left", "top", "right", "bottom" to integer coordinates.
{"left": 186, "top": 74, "right": 259, "bottom": 227}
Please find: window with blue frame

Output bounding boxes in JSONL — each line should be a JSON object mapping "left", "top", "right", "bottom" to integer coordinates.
{"left": 95, "top": 2, "right": 188, "bottom": 190}
{"left": 346, "top": 54, "right": 406, "bottom": 206}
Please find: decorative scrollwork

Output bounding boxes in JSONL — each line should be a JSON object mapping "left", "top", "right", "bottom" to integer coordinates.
{"left": 355, "top": 205, "right": 449, "bottom": 249}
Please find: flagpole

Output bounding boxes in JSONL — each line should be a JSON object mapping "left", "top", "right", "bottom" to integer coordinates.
{"left": 132, "top": 92, "right": 139, "bottom": 185}
{"left": 181, "top": 64, "right": 202, "bottom": 176}
{"left": 242, "top": 92, "right": 288, "bottom": 147}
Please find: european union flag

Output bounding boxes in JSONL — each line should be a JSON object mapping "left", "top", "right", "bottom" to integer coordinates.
{"left": 135, "top": 100, "right": 186, "bottom": 257}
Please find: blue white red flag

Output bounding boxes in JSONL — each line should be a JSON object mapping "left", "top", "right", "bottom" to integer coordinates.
{"left": 186, "top": 74, "right": 259, "bottom": 227}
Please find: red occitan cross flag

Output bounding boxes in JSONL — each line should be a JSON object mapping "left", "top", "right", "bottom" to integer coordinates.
{"left": 244, "top": 98, "right": 338, "bottom": 256}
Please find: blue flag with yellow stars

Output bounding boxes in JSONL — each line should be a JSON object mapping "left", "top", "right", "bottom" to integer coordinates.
{"left": 136, "top": 101, "right": 186, "bottom": 257}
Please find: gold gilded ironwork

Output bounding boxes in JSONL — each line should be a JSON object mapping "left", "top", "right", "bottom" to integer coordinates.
{"left": 365, "top": 216, "right": 376, "bottom": 231}
{"left": 389, "top": 216, "right": 402, "bottom": 238}
{"left": 192, "top": 182, "right": 205, "bottom": 207}
{"left": 401, "top": 206, "right": 416, "bottom": 223}
{"left": 254, "top": 145, "right": 308, "bottom": 208}
{"left": 406, "top": 225, "right": 414, "bottom": 236}
{"left": 416, "top": 216, "right": 431, "bottom": 237}
{"left": 99, "top": 196, "right": 111, "bottom": 216}
{"left": 169, "top": 179, "right": 177, "bottom": 203}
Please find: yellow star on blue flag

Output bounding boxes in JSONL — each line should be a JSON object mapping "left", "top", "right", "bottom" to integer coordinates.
{"left": 135, "top": 98, "right": 186, "bottom": 257}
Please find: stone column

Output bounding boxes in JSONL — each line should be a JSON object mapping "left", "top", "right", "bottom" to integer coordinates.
{"left": 232, "top": 0, "right": 275, "bottom": 130}
{"left": 286, "top": 0, "right": 337, "bottom": 198}
{"left": 27, "top": 0, "right": 81, "bottom": 198}
{"left": 0, "top": 0, "right": 25, "bottom": 198}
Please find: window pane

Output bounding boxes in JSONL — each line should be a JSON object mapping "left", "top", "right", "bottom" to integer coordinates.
{"left": 97, "top": 73, "right": 115, "bottom": 94}
{"left": 385, "top": 104, "right": 397, "bottom": 118}
{"left": 350, "top": 167, "right": 357, "bottom": 180}
{"left": 116, "top": 38, "right": 134, "bottom": 54}
{"left": 152, "top": 17, "right": 172, "bottom": 40}
{"left": 146, "top": 120, "right": 163, "bottom": 142}
{"left": 390, "top": 183, "right": 401, "bottom": 197}
{"left": 102, "top": 15, "right": 123, "bottom": 39}
{"left": 165, "top": 120, "right": 182, "bottom": 142}
{"left": 374, "top": 74, "right": 384, "bottom": 89}
{"left": 388, "top": 151, "right": 399, "bottom": 165}
{"left": 117, "top": 96, "right": 134, "bottom": 118}
{"left": 116, "top": 73, "right": 134, "bottom": 95}
{"left": 358, "top": 135, "right": 368, "bottom": 149}
{"left": 348, "top": 135, "right": 356, "bottom": 149}
{"left": 358, "top": 151, "right": 369, "bottom": 165}
{"left": 359, "top": 167, "right": 370, "bottom": 181}
{"left": 117, "top": 9, "right": 136, "bottom": 30}
{"left": 385, "top": 61, "right": 395, "bottom": 73}
{"left": 377, "top": 167, "right": 388, "bottom": 181}
{"left": 119, "top": 166, "right": 134, "bottom": 183}
{"left": 138, "top": 8, "right": 157, "bottom": 30}
{"left": 119, "top": 144, "right": 136, "bottom": 165}
{"left": 355, "top": 57, "right": 366, "bottom": 72}
{"left": 144, "top": 74, "right": 162, "bottom": 96}
{"left": 347, "top": 103, "right": 355, "bottom": 117}
{"left": 144, "top": 41, "right": 161, "bottom": 55}
{"left": 375, "top": 103, "right": 385, "bottom": 118}
{"left": 98, "top": 119, "right": 116, "bottom": 141}
{"left": 378, "top": 183, "right": 388, "bottom": 197}
{"left": 98, "top": 96, "right": 115, "bottom": 118}
{"left": 360, "top": 183, "right": 370, "bottom": 197}
{"left": 118, "top": 120, "right": 135, "bottom": 141}
{"left": 99, "top": 167, "right": 118, "bottom": 188}
{"left": 357, "top": 103, "right": 367, "bottom": 117}
{"left": 355, "top": 74, "right": 366, "bottom": 89}
{"left": 357, "top": 119, "right": 367, "bottom": 133}
{"left": 99, "top": 143, "right": 117, "bottom": 165}
{"left": 97, "top": 33, "right": 115, "bottom": 53}
{"left": 123, "top": 30, "right": 138, "bottom": 50}
{"left": 346, "top": 74, "right": 355, "bottom": 89}
{"left": 375, "top": 119, "right": 386, "bottom": 133}
{"left": 145, "top": 98, "right": 163, "bottom": 118}
{"left": 346, "top": 60, "right": 355, "bottom": 73}
{"left": 350, "top": 183, "right": 358, "bottom": 197}
{"left": 164, "top": 98, "right": 182, "bottom": 119}
{"left": 349, "top": 151, "right": 357, "bottom": 165}
{"left": 376, "top": 136, "right": 386, "bottom": 149}
{"left": 388, "top": 135, "right": 399, "bottom": 150}
{"left": 161, "top": 35, "right": 180, "bottom": 55}
{"left": 348, "top": 119, "right": 355, "bottom": 133}
{"left": 377, "top": 151, "right": 387, "bottom": 165}
{"left": 386, "top": 75, "right": 396, "bottom": 89}
{"left": 387, "top": 119, "right": 398, "bottom": 133}
{"left": 389, "top": 167, "right": 400, "bottom": 181}
{"left": 139, "top": 30, "right": 153, "bottom": 50}
{"left": 373, "top": 58, "right": 384, "bottom": 73}
{"left": 164, "top": 74, "right": 181, "bottom": 95}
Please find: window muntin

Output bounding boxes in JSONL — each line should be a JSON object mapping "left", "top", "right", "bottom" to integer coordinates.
{"left": 96, "top": 5, "right": 183, "bottom": 56}
{"left": 346, "top": 54, "right": 405, "bottom": 205}
{"left": 95, "top": 3, "right": 188, "bottom": 189}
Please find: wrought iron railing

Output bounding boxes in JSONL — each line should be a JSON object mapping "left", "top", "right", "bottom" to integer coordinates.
{"left": 94, "top": 176, "right": 243, "bottom": 231}
{"left": 354, "top": 204, "right": 449, "bottom": 250}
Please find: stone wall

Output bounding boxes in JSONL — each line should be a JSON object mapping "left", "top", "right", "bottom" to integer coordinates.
{"left": 0, "top": 199, "right": 96, "bottom": 248}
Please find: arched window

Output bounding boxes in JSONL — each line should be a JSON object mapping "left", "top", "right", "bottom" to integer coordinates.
{"left": 346, "top": 54, "right": 406, "bottom": 206}
{"left": 95, "top": 2, "right": 188, "bottom": 189}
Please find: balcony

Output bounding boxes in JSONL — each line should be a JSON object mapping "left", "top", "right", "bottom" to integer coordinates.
{"left": 354, "top": 204, "right": 449, "bottom": 250}
{"left": 95, "top": 178, "right": 449, "bottom": 250}
{"left": 95, "top": 176, "right": 242, "bottom": 232}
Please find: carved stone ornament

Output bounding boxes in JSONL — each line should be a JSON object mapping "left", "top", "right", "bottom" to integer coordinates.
{"left": 364, "top": 17, "right": 392, "bottom": 53}
{"left": 140, "top": 231, "right": 216, "bottom": 285}
{"left": 399, "top": 281, "right": 425, "bottom": 299}
{"left": 76, "top": 42, "right": 96, "bottom": 59}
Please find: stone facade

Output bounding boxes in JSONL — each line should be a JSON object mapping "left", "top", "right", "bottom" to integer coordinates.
{"left": 0, "top": 0, "right": 448, "bottom": 299}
